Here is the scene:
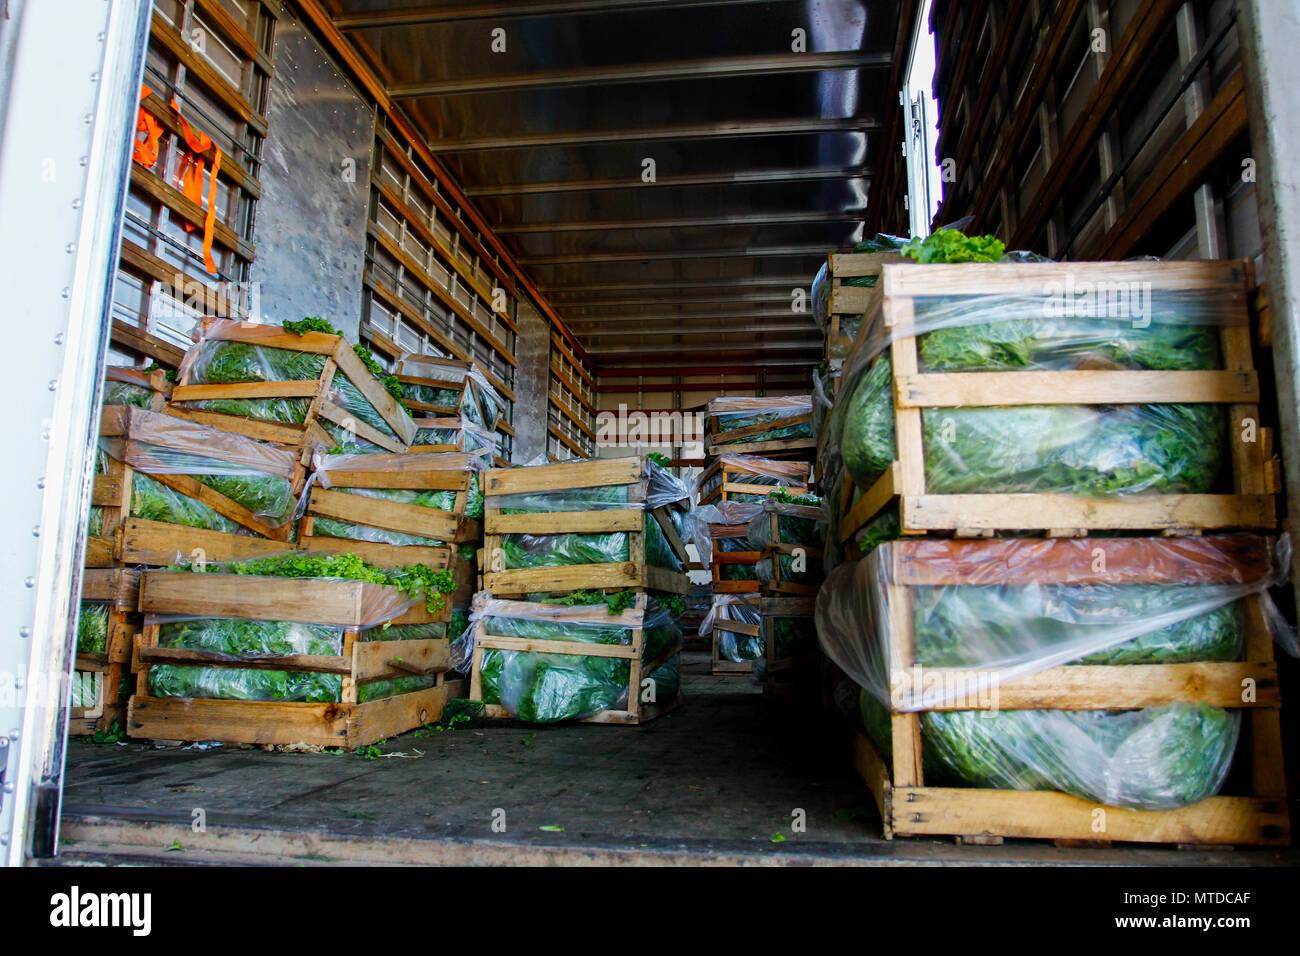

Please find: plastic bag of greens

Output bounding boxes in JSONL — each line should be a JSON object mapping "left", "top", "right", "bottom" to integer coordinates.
{"left": 816, "top": 535, "right": 1290, "bottom": 713}
{"left": 101, "top": 408, "right": 300, "bottom": 531}
{"left": 77, "top": 603, "right": 110, "bottom": 655}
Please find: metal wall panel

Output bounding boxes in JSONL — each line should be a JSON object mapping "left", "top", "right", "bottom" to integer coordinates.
{"left": 252, "top": 13, "right": 374, "bottom": 337}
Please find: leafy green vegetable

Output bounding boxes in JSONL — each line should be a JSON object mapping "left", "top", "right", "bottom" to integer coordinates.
{"left": 901, "top": 229, "right": 1005, "bottom": 263}
{"left": 76, "top": 603, "right": 109, "bottom": 654}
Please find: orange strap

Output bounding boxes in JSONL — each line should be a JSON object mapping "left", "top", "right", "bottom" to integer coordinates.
{"left": 131, "top": 85, "right": 223, "bottom": 276}
{"left": 171, "top": 98, "right": 222, "bottom": 276}
{"left": 132, "top": 84, "right": 162, "bottom": 167}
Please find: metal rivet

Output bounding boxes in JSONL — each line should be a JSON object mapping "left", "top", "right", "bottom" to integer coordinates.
{"left": 72, "top": 198, "right": 82, "bottom": 210}
{"left": 13, "top": 679, "right": 23, "bottom": 690}
{"left": 96, "top": 32, "right": 105, "bottom": 42}
{"left": 90, "top": 72, "right": 99, "bottom": 83}
{"left": 65, "top": 243, "right": 76, "bottom": 254}
{"left": 18, "top": 626, "right": 30, "bottom": 639}
{"left": 31, "top": 526, "right": 39, "bottom": 537}
{"left": 83, "top": 114, "right": 93, "bottom": 125}
{"left": 53, "top": 332, "right": 64, "bottom": 345}
{"left": 36, "top": 478, "right": 45, "bottom": 489}
{"left": 24, "top": 577, "right": 35, "bottom": 588}
{"left": 60, "top": 288, "right": 70, "bottom": 299}
{"left": 2, "top": 783, "right": 13, "bottom": 794}
{"left": 7, "top": 730, "right": 18, "bottom": 740}
{"left": 48, "top": 380, "right": 57, "bottom": 391}
{"left": 79, "top": 156, "right": 88, "bottom": 167}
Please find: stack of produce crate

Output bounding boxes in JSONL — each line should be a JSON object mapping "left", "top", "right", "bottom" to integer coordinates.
{"left": 465, "top": 456, "right": 692, "bottom": 724}
{"left": 817, "top": 246, "right": 1289, "bottom": 846}
{"left": 703, "top": 396, "right": 816, "bottom": 462}
{"left": 395, "top": 353, "right": 507, "bottom": 465}
{"left": 73, "top": 316, "right": 486, "bottom": 747}
{"left": 692, "top": 457, "right": 822, "bottom": 683}
{"left": 72, "top": 367, "right": 176, "bottom": 735}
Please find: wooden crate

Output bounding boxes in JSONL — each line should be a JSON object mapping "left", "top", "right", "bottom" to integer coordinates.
{"left": 394, "top": 354, "right": 497, "bottom": 421}
{"left": 468, "top": 593, "right": 683, "bottom": 724}
{"left": 408, "top": 416, "right": 498, "bottom": 458}
{"left": 167, "top": 318, "right": 417, "bottom": 453}
{"left": 853, "top": 535, "right": 1289, "bottom": 847}
{"left": 837, "top": 260, "right": 1279, "bottom": 541}
{"left": 482, "top": 457, "right": 691, "bottom": 596}
{"left": 91, "top": 407, "right": 307, "bottom": 569}
{"left": 128, "top": 571, "right": 453, "bottom": 748}
{"left": 822, "top": 250, "right": 905, "bottom": 364}
{"left": 69, "top": 568, "right": 141, "bottom": 736}
{"left": 300, "top": 452, "right": 483, "bottom": 567}
{"left": 707, "top": 594, "right": 761, "bottom": 675}
{"left": 103, "top": 365, "right": 173, "bottom": 411}
{"left": 709, "top": 522, "right": 761, "bottom": 595}
{"left": 696, "top": 456, "right": 810, "bottom": 506}
{"left": 751, "top": 501, "right": 825, "bottom": 597}
{"left": 301, "top": 534, "right": 475, "bottom": 609}
{"left": 761, "top": 597, "right": 817, "bottom": 676}
{"left": 704, "top": 397, "right": 815, "bottom": 458}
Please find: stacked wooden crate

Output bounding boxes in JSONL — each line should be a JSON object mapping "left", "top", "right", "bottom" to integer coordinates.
{"left": 467, "top": 456, "right": 691, "bottom": 724}
{"left": 703, "top": 396, "right": 816, "bottom": 461}
{"left": 74, "top": 318, "right": 489, "bottom": 747}
{"left": 820, "top": 257, "right": 1288, "bottom": 846}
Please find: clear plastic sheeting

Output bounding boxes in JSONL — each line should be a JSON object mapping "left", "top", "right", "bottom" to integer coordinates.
{"left": 707, "top": 396, "right": 813, "bottom": 445}
{"left": 696, "top": 454, "right": 809, "bottom": 503}
{"left": 858, "top": 690, "right": 1241, "bottom": 810}
{"left": 76, "top": 603, "right": 109, "bottom": 655}
{"left": 687, "top": 501, "right": 763, "bottom": 562}
{"left": 817, "top": 535, "right": 1291, "bottom": 713}
{"left": 397, "top": 353, "right": 505, "bottom": 432}
{"left": 829, "top": 267, "right": 1247, "bottom": 498}
{"left": 698, "top": 594, "right": 762, "bottom": 662}
{"left": 485, "top": 457, "right": 690, "bottom": 515}
{"left": 459, "top": 593, "right": 682, "bottom": 722}
{"left": 746, "top": 498, "right": 825, "bottom": 550}
{"left": 178, "top": 318, "right": 405, "bottom": 440}
{"left": 101, "top": 408, "right": 300, "bottom": 528}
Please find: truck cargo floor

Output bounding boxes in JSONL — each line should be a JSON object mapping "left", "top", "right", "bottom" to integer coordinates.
{"left": 55, "top": 654, "right": 1299, "bottom": 867}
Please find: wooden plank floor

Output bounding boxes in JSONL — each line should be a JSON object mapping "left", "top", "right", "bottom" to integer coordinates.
{"left": 55, "top": 653, "right": 1299, "bottom": 867}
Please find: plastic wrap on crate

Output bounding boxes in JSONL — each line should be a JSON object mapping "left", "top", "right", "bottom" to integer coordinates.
{"left": 857, "top": 688, "right": 1241, "bottom": 810}
{"left": 817, "top": 535, "right": 1292, "bottom": 714}
{"left": 398, "top": 353, "right": 504, "bottom": 431}
{"left": 826, "top": 259, "right": 1249, "bottom": 495}
{"left": 77, "top": 603, "right": 110, "bottom": 655}
{"left": 485, "top": 456, "right": 690, "bottom": 514}
{"left": 100, "top": 407, "right": 301, "bottom": 527}
{"left": 456, "top": 592, "right": 681, "bottom": 721}
{"left": 694, "top": 454, "right": 810, "bottom": 503}
{"left": 178, "top": 318, "right": 409, "bottom": 441}
{"left": 746, "top": 498, "right": 825, "bottom": 549}
{"left": 688, "top": 501, "right": 764, "bottom": 561}
{"left": 707, "top": 395, "right": 813, "bottom": 444}
{"left": 812, "top": 261, "right": 831, "bottom": 329}
{"left": 699, "top": 594, "right": 763, "bottom": 661}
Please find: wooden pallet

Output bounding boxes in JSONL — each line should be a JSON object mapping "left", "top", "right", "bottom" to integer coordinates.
{"left": 704, "top": 397, "right": 816, "bottom": 459}
{"left": 69, "top": 568, "right": 141, "bottom": 735}
{"left": 468, "top": 593, "right": 683, "bottom": 724}
{"left": 853, "top": 535, "right": 1290, "bottom": 846}
{"left": 128, "top": 571, "right": 452, "bottom": 748}
{"left": 697, "top": 456, "right": 811, "bottom": 506}
{"left": 167, "top": 318, "right": 417, "bottom": 453}
{"left": 482, "top": 457, "right": 690, "bottom": 597}
{"left": 838, "top": 260, "right": 1279, "bottom": 540}
{"left": 822, "top": 250, "right": 905, "bottom": 364}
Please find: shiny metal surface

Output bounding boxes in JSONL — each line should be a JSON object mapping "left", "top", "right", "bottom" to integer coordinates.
{"left": 324, "top": 0, "right": 907, "bottom": 370}
{"left": 253, "top": 16, "right": 376, "bottom": 339}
